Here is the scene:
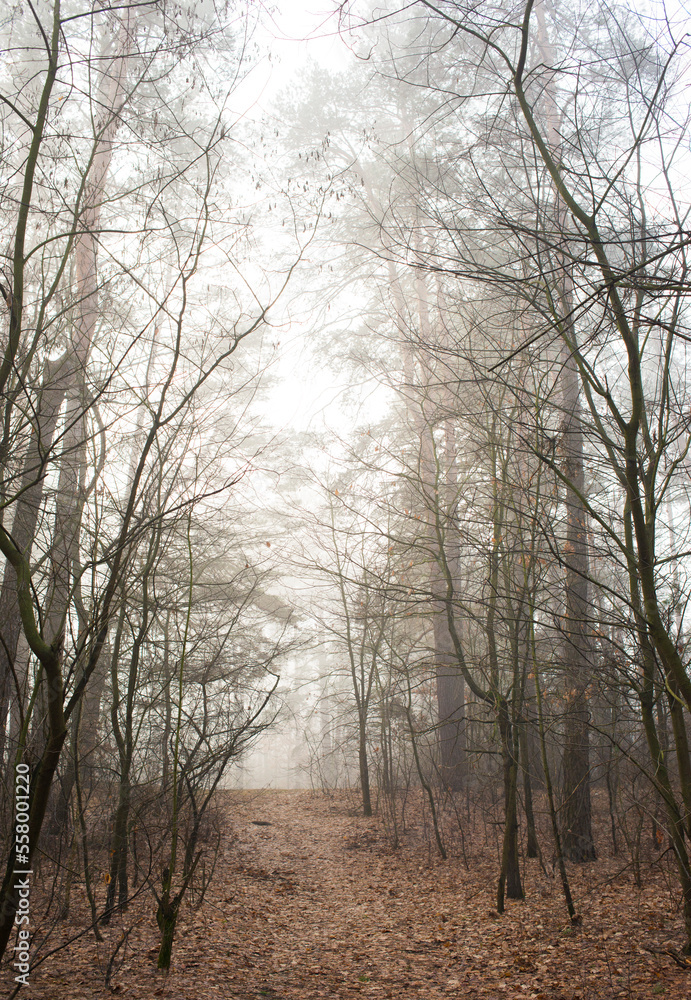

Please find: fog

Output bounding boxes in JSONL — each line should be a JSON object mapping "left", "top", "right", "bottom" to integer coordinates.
{"left": 1, "top": 0, "right": 691, "bottom": 970}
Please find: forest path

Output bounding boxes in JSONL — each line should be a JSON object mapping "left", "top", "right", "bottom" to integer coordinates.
{"left": 172, "top": 789, "right": 683, "bottom": 1000}
{"left": 18, "top": 789, "right": 685, "bottom": 999}
{"left": 212, "top": 788, "right": 459, "bottom": 998}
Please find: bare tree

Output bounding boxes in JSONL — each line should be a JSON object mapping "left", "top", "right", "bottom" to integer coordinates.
{"left": 0, "top": 0, "right": 305, "bottom": 957}
{"left": 338, "top": 0, "right": 691, "bottom": 945}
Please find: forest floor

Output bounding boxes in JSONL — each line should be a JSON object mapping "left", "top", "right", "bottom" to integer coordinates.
{"left": 2, "top": 788, "right": 690, "bottom": 999}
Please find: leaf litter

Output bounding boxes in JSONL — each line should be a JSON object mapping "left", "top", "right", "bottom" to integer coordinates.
{"left": 2, "top": 789, "right": 689, "bottom": 999}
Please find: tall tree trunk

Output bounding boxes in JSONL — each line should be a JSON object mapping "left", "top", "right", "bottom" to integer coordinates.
{"left": 497, "top": 699, "right": 523, "bottom": 910}
{"left": 520, "top": 720, "right": 539, "bottom": 859}
{"left": 52, "top": 648, "right": 108, "bottom": 834}
{"left": 533, "top": 0, "right": 596, "bottom": 864}
{"left": 432, "top": 534, "right": 465, "bottom": 792}
{"left": 434, "top": 419, "right": 465, "bottom": 790}
{"left": 0, "top": 3, "right": 129, "bottom": 788}
{"left": 387, "top": 255, "right": 467, "bottom": 790}
{"left": 358, "top": 710, "right": 372, "bottom": 817}
{"left": 559, "top": 358, "right": 596, "bottom": 862}
{"left": 434, "top": 617, "right": 466, "bottom": 792}
{"left": 0, "top": 356, "right": 70, "bottom": 766}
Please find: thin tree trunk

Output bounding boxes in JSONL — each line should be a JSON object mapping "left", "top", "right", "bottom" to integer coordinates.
{"left": 433, "top": 579, "right": 465, "bottom": 791}
{"left": 531, "top": 610, "right": 578, "bottom": 923}
{"left": 520, "top": 721, "right": 539, "bottom": 859}
{"left": 358, "top": 712, "right": 372, "bottom": 817}
{"left": 497, "top": 699, "right": 523, "bottom": 910}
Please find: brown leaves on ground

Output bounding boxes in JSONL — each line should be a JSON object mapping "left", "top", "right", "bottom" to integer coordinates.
{"left": 2, "top": 789, "right": 689, "bottom": 999}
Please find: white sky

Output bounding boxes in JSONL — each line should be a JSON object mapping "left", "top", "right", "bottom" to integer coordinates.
{"left": 230, "top": 0, "right": 354, "bottom": 117}
{"left": 226, "top": 3, "right": 397, "bottom": 442}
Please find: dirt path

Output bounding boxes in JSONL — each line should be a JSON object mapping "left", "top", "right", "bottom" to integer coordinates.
{"left": 7, "top": 789, "right": 689, "bottom": 999}
{"left": 157, "top": 790, "right": 689, "bottom": 1000}
{"left": 211, "top": 790, "right": 457, "bottom": 997}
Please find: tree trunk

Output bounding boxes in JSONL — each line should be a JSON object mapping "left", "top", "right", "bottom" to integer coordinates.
{"left": 103, "top": 774, "right": 131, "bottom": 920}
{"left": 520, "top": 721, "right": 539, "bottom": 859}
{"left": 0, "top": 355, "right": 70, "bottom": 766}
{"left": 532, "top": 0, "right": 596, "bottom": 864}
{"left": 559, "top": 352, "right": 596, "bottom": 863}
{"left": 358, "top": 713, "right": 372, "bottom": 817}
{"left": 497, "top": 700, "right": 523, "bottom": 910}
{"left": 434, "top": 609, "right": 465, "bottom": 792}
{"left": 434, "top": 419, "right": 466, "bottom": 791}
{"left": 156, "top": 891, "right": 179, "bottom": 970}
